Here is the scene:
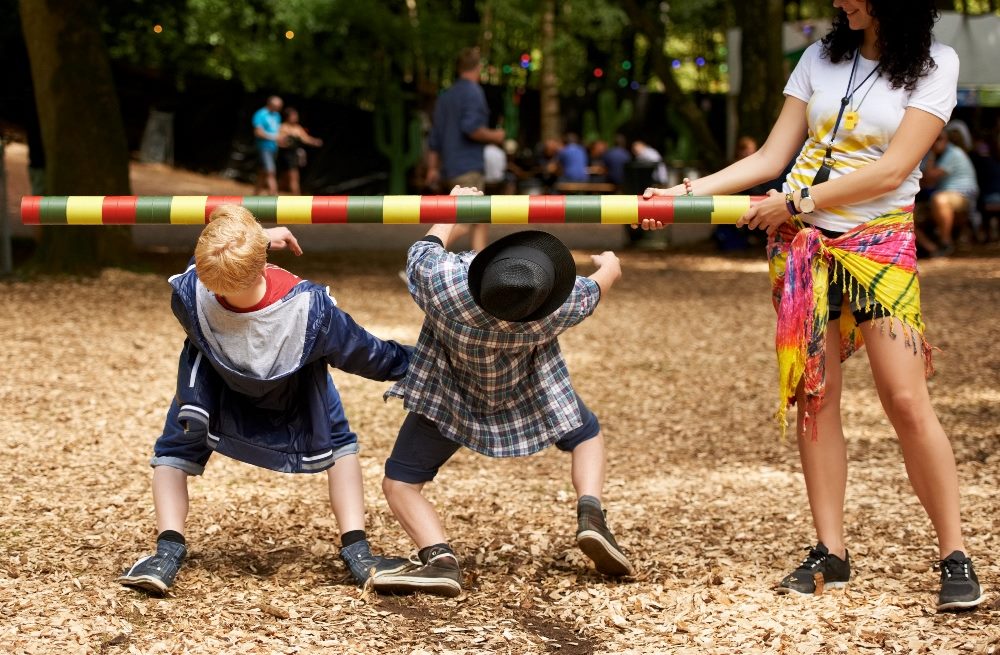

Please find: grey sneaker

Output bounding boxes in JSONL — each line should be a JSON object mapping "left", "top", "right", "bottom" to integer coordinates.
{"left": 776, "top": 543, "right": 850, "bottom": 596}
{"left": 937, "top": 551, "right": 985, "bottom": 611}
{"left": 339, "top": 539, "right": 411, "bottom": 585}
{"left": 117, "top": 540, "right": 187, "bottom": 595}
{"left": 371, "top": 545, "right": 462, "bottom": 597}
{"left": 576, "top": 499, "right": 634, "bottom": 576}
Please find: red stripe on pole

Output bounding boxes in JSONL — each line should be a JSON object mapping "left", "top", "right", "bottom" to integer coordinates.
{"left": 639, "top": 195, "right": 674, "bottom": 224}
{"left": 21, "top": 196, "right": 41, "bottom": 224}
{"left": 312, "top": 196, "right": 349, "bottom": 223}
{"left": 102, "top": 196, "right": 138, "bottom": 224}
{"left": 419, "top": 195, "right": 457, "bottom": 223}
{"left": 528, "top": 196, "right": 566, "bottom": 223}
{"left": 205, "top": 196, "right": 244, "bottom": 220}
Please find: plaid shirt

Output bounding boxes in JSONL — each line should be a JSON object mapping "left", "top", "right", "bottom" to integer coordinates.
{"left": 385, "top": 238, "right": 601, "bottom": 457}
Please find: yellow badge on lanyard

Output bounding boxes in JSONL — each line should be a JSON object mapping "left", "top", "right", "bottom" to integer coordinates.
{"left": 843, "top": 111, "right": 859, "bottom": 130}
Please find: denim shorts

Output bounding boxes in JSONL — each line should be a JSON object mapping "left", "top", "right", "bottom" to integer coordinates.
{"left": 384, "top": 395, "right": 601, "bottom": 484}
{"left": 258, "top": 148, "right": 277, "bottom": 174}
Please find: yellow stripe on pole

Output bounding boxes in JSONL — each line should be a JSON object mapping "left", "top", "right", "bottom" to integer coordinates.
{"left": 276, "top": 196, "right": 315, "bottom": 224}
{"left": 66, "top": 196, "right": 105, "bottom": 225}
{"left": 600, "top": 195, "right": 638, "bottom": 225}
{"left": 382, "top": 196, "right": 422, "bottom": 224}
{"left": 170, "top": 196, "right": 208, "bottom": 224}
{"left": 490, "top": 195, "right": 530, "bottom": 224}
{"left": 710, "top": 195, "right": 752, "bottom": 224}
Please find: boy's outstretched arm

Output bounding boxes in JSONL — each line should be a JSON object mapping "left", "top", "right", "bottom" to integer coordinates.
{"left": 588, "top": 251, "right": 621, "bottom": 296}
{"left": 422, "top": 186, "right": 483, "bottom": 249}
{"left": 264, "top": 227, "right": 303, "bottom": 256}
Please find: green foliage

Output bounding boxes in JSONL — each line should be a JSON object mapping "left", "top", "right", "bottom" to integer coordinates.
{"left": 374, "top": 86, "right": 422, "bottom": 194}
{"left": 581, "top": 89, "right": 632, "bottom": 144}
{"left": 99, "top": 0, "right": 477, "bottom": 99}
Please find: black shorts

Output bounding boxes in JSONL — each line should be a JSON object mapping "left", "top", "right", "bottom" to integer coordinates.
{"left": 384, "top": 395, "right": 601, "bottom": 484}
{"left": 819, "top": 227, "right": 880, "bottom": 324}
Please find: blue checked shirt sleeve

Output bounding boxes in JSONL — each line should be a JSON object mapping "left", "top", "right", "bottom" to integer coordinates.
{"left": 406, "top": 239, "right": 472, "bottom": 315}
{"left": 546, "top": 276, "right": 601, "bottom": 333}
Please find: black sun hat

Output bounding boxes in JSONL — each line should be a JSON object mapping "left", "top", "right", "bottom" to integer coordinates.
{"left": 468, "top": 230, "right": 577, "bottom": 322}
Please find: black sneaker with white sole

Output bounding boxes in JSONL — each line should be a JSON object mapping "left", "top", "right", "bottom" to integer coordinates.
{"left": 776, "top": 543, "right": 850, "bottom": 596}
{"left": 117, "top": 540, "right": 187, "bottom": 595}
{"left": 371, "top": 545, "right": 462, "bottom": 597}
{"left": 339, "top": 539, "right": 411, "bottom": 585}
{"left": 937, "top": 551, "right": 985, "bottom": 611}
{"left": 576, "top": 498, "right": 634, "bottom": 577}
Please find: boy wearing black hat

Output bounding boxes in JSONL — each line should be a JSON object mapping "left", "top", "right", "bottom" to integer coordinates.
{"left": 376, "top": 186, "right": 632, "bottom": 597}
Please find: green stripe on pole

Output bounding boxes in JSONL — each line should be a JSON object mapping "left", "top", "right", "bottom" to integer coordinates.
{"left": 136, "top": 197, "right": 172, "bottom": 224}
{"left": 39, "top": 197, "right": 69, "bottom": 224}
{"left": 565, "top": 196, "right": 602, "bottom": 223}
{"left": 242, "top": 197, "right": 279, "bottom": 221}
{"left": 456, "top": 196, "right": 492, "bottom": 223}
{"left": 672, "top": 196, "right": 716, "bottom": 223}
{"left": 346, "top": 197, "right": 384, "bottom": 223}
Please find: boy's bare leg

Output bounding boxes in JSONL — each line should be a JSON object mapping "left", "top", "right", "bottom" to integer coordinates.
{"left": 382, "top": 478, "right": 448, "bottom": 549}
{"left": 326, "top": 454, "right": 366, "bottom": 536}
{"left": 572, "top": 432, "right": 633, "bottom": 575}
{"left": 153, "top": 465, "right": 190, "bottom": 534}
{"left": 570, "top": 432, "right": 606, "bottom": 501}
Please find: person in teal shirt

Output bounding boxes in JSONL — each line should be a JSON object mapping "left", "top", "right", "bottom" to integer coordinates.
{"left": 252, "top": 96, "right": 283, "bottom": 195}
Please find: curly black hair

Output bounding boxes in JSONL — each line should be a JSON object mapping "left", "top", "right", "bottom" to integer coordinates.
{"left": 821, "top": 0, "right": 939, "bottom": 90}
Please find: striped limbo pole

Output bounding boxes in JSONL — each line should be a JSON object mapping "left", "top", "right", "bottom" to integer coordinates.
{"left": 21, "top": 195, "right": 763, "bottom": 225}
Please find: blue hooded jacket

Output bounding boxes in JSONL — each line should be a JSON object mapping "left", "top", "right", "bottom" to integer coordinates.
{"left": 167, "top": 263, "right": 410, "bottom": 473}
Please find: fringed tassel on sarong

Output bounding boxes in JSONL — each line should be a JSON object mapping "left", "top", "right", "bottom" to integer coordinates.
{"left": 768, "top": 209, "right": 932, "bottom": 441}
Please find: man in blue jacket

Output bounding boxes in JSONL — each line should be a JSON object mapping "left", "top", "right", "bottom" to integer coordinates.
{"left": 118, "top": 205, "right": 411, "bottom": 595}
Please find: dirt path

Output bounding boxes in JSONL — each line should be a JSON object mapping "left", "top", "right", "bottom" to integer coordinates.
{"left": 0, "top": 248, "right": 998, "bottom": 654}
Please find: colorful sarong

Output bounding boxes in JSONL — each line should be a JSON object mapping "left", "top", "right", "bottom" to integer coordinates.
{"left": 766, "top": 208, "right": 933, "bottom": 439}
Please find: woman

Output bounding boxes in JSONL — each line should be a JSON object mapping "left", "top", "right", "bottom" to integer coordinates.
{"left": 644, "top": 0, "right": 983, "bottom": 611}
{"left": 277, "top": 108, "right": 323, "bottom": 195}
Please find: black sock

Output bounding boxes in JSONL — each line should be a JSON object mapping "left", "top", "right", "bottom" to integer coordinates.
{"left": 419, "top": 543, "right": 456, "bottom": 565}
{"left": 578, "top": 495, "right": 602, "bottom": 511}
{"left": 341, "top": 530, "right": 367, "bottom": 548}
{"left": 157, "top": 530, "right": 186, "bottom": 546}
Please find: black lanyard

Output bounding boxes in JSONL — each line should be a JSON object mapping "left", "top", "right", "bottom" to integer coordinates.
{"left": 813, "top": 51, "right": 881, "bottom": 184}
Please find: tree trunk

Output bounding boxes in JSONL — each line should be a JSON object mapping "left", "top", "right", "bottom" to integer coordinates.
{"left": 19, "top": 0, "right": 132, "bottom": 274}
{"left": 620, "top": 0, "right": 724, "bottom": 169}
{"left": 539, "top": 0, "right": 561, "bottom": 141}
{"left": 734, "top": 0, "right": 785, "bottom": 150}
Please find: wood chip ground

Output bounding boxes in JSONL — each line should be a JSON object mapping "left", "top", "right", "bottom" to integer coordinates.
{"left": 1, "top": 247, "right": 997, "bottom": 654}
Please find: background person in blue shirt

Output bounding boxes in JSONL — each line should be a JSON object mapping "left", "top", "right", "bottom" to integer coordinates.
{"left": 252, "top": 95, "right": 283, "bottom": 196}
{"left": 556, "top": 133, "right": 589, "bottom": 183}
{"left": 425, "top": 47, "right": 505, "bottom": 252}
{"left": 918, "top": 124, "right": 980, "bottom": 256}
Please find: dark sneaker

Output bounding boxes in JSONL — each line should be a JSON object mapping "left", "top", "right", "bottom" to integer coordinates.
{"left": 937, "top": 551, "right": 985, "bottom": 611}
{"left": 776, "top": 543, "right": 850, "bottom": 596}
{"left": 117, "top": 540, "right": 187, "bottom": 595}
{"left": 576, "top": 500, "right": 634, "bottom": 577}
{"left": 339, "top": 539, "right": 411, "bottom": 585}
{"left": 371, "top": 545, "right": 462, "bottom": 598}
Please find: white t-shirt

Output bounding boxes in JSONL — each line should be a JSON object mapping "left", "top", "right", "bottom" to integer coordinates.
{"left": 783, "top": 41, "right": 959, "bottom": 232}
{"left": 484, "top": 143, "right": 507, "bottom": 184}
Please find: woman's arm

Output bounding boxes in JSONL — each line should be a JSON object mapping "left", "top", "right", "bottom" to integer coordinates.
{"left": 647, "top": 97, "right": 809, "bottom": 198}
{"left": 741, "top": 107, "right": 945, "bottom": 234}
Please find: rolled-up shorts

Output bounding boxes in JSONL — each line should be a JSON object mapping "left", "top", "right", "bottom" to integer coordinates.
{"left": 384, "top": 394, "right": 601, "bottom": 484}
{"left": 150, "top": 382, "right": 360, "bottom": 476}
{"left": 257, "top": 148, "right": 277, "bottom": 174}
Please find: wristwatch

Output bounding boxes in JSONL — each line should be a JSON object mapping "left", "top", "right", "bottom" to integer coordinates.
{"left": 798, "top": 187, "right": 816, "bottom": 214}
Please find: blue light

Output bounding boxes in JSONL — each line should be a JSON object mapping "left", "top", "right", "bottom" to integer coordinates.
{"left": 695, "top": 57, "right": 705, "bottom": 67}
{"left": 671, "top": 59, "right": 681, "bottom": 69}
